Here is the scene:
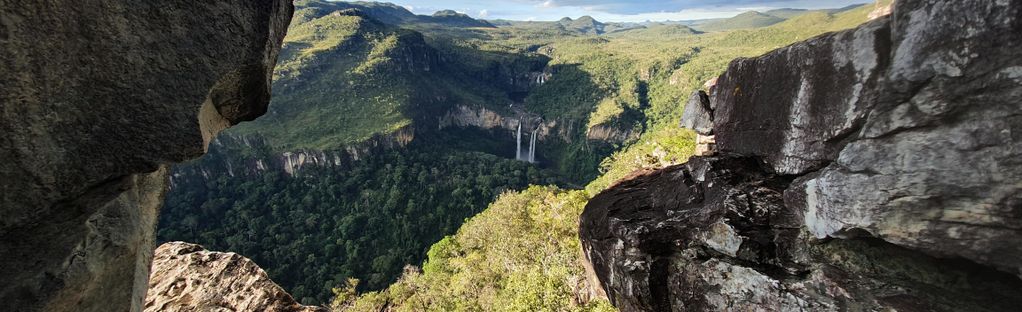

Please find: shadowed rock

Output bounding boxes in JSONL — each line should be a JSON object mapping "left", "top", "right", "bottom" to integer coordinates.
{"left": 679, "top": 91, "right": 713, "bottom": 135}
{"left": 586, "top": 0, "right": 1022, "bottom": 310}
{"left": 0, "top": 1, "right": 293, "bottom": 311}
{"left": 712, "top": 17, "right": 890, "bottom": 175}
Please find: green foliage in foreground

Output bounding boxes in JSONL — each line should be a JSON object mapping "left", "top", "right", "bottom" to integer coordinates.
{"left": 159, "top": 144, "right": 561, "bottom": 304}
{"left": 336, "top": 186, "right": 616, "bottom": 312}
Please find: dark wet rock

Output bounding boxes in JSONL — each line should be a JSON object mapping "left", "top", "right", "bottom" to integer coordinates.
{"left": 585, "top": 0, "right": 1022, "bottom": 310}
{"left": 0, "top": 1, "right": 293, "bottom": 311}
{"left": 581, "top": 158, "right": 1022, "bottom": 312}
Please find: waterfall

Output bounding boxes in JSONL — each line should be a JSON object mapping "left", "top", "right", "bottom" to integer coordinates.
{"left": 529, "top": 127, "right": 537, "bottom": 163}
{"left": 516, "top": 120, "right": 522, "bottom": 161}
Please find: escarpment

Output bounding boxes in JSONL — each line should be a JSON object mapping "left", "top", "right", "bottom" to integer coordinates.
{"left": 580, "top": 0, "right": 1022, "bottom": 311}
{"left": 144, "top": 242, "right": 326, "bottom": 312}
{"left": 0, "top": 1, "right": 293, "bottom": 311}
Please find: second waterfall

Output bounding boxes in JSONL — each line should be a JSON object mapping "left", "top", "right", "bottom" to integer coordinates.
{"left": 515, "top": 120, "right": 538, "bottom": 163}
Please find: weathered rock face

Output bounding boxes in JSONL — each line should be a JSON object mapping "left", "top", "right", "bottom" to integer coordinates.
{"left": 168, "top": 125, "right": 415, "bottom": 186}
{"left": 712, "top": 17, "right": 890, "bottom": 175}
{"left": 789, "top": 0, "right": 1022, "bottom": 277}
{"left": 678, "top": 91, "right": 713, "bottom": 135}
{"left": 0, "top": 1, "right": 293, "bottom": 311}
{"left": 144, "top": 242, "right": 326, "bottom": 312}
{"left": 582, "top": 0, "right": 1022, "bottom": 311}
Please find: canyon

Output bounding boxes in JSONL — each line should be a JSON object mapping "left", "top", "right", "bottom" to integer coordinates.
{"left": 3, "top": 0, "right": 1019, "bottom": 311}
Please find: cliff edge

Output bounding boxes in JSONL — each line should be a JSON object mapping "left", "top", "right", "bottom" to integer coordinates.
{"left": 581, "top": 0, "right": 1022, "bottom": 311}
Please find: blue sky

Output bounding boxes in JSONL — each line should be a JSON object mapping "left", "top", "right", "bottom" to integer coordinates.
{"left": 374, "top": 0, "right": 871, "bottom": 22}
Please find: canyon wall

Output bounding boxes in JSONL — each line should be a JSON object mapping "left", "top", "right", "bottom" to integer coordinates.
{"left": 0, "top": 1, "right": 293, "bottom": 311}
{"left": 580, "top": 0, "right": 1022, "bottom": 311}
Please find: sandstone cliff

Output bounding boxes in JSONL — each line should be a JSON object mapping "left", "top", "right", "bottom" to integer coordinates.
{"left": 145, "top": 242, "right": 326, "bottom": 312}
{"left": 580, "top": 0, "right": 1022, "bottom": 311}
{"left": 0, "top": 1, "right": 293, "bottom": 311}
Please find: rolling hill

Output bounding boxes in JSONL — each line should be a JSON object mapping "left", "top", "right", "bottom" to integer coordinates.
{"left": 694, "top": 11, "right": 786, "bottom": 31}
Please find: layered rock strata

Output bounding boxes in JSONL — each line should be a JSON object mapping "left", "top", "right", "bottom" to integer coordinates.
{"left": 581, "top": 0, "right": 1022, "bottom": 311}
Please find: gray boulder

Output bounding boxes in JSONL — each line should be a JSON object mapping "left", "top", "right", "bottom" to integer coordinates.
{"left": 679, "top": 90, "right": 714, "bottom": 135}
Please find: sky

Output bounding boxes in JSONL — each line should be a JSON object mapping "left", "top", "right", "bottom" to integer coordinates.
{"left": 380, "top": 0, "right": 872, "bottom": 22}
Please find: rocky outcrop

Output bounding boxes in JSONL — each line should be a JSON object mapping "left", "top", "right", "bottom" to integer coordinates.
{"left": 678, "top": 91, "right": 713, "bottom": 136}
{"left": 439, "top": 105, "right": 634, "bottom": 144}
{"left": 581, "top": 0, "right": 1022, "bottom": 311}
{"left": 169, "top": 126, "right": 414, "bottom": 185}
{"left": 438, "top": 105, "right": 575, "bottom": 143}
{"left": 145, "top": 242, "right": 325, "bottom": 312}
{"left": 585, "top": 124, "right": 639, "bottom": 143}
{"left": 582, "top": 158, "right": 1022, "bottom": 311}
{"left": 0, "top": 1, "right": 293, "bottom": 311}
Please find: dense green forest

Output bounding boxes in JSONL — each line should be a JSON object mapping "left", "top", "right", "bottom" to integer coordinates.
{"left": 159, "top": 0, "right": 881, "bottom": 308}
{"left": 160, "top": 139, "right": 562, "bottom": 302}
{"left": 333, "top": 186, "right": 616, "bottom": 312}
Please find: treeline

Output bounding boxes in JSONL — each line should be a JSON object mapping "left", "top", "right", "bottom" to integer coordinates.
{"left": 158, "top": 145, "right": 561, "bottom": 304}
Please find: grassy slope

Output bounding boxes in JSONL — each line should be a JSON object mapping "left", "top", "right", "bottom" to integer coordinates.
{"left": 340, "top": 4, "right": 878, "bottom": 310}
{"left": 228, "top": 8, "right": 513, "bottom": 151}
{"left": 695, "top": 11, "right": 786, "bottom": 32}
{"left": 228, "top": 13, "right": 417, "bottom": 150}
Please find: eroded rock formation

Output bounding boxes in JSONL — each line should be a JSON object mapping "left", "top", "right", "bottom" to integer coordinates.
{"left": 581, "top": 0, "right": 1022, "bottom": 311}
{"left": 0, "top": 1, "right": 293, "bottom": 311}
{"left": 144, "top": 242, "right": 326, "bottom": 312}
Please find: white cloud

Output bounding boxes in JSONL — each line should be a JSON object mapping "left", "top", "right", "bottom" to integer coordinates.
{"left": 387, "top": 0, "right": 866, "bottom": 22}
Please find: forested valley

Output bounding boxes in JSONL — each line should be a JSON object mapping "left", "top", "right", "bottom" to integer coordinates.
{"left": 158, "top": 0, "right": 886, "bottom": 306}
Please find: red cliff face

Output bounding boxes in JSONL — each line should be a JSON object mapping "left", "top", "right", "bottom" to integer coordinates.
{"left": 582, "top": 0, "right": 1022, "bottom": 310}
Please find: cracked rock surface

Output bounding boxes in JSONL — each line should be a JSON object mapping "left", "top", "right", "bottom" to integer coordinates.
{"left": 145, "top": 242, "right": 326, "bottom": 312}
{"left": 581, "top": 0, "right": 1022, "bottom": 311}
